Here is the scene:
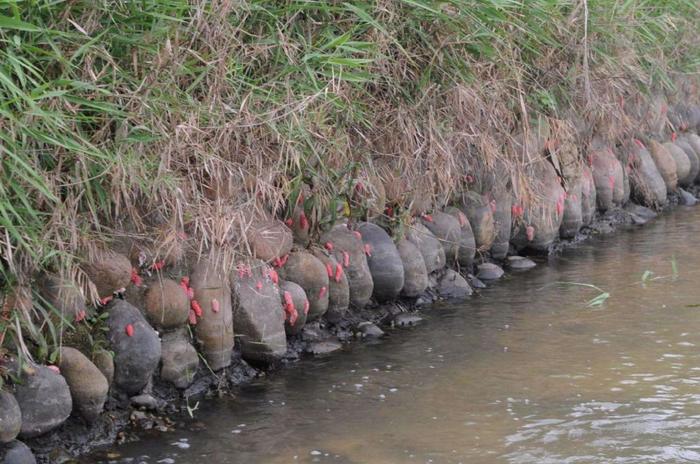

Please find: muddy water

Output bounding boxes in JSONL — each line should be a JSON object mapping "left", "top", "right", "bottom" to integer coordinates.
{"left": 91, "top": 207, "right": 700, "bottom": 464}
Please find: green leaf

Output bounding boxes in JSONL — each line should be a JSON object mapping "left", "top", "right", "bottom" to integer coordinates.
{"left": 0, "top": 15, "right": 41, "bottom": 32}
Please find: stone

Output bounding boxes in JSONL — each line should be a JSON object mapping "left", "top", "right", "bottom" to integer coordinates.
{"left": 393, "top": 313, "right": 423, "bottom": 327}
{"left": 511, "top": 161, "right": 565, "bottom": 251}
{"left": 91, "top": 349, "right": 114, "bottom": 387}
{"left": 278, "top": 280, "right": 308, "bottom": 335}
{"left": 311, "top": 249, "right": 349, "bottom": 324}
{"left": 580, "top": 164, "right": 597, "bottom": 225}
{"left": 679, "top": 188, "right": 697, "bottom": 206}
{"left": 559, "top": 180, "right": 583, "bottom": 239}
{"left": 82, "top": 251, "right": 132, "bottom": 298}
{"left": 160, "top": 330, "right": 199, "bottom": 389}
{"left": 57, "top": 347, "right": 108, "bottom": 423}
{"left": 437, "top": 270, "right": 473, "bottom": 299}
{"left": 191, "top": 258, "right": 234, "bottom": 371}
{"left": 680, "top": 134, "right": 700, "bottom": 182}
{"left": 648, "top": 140, "right": 678, "bottom": 192}
{"left": 444, "top": 206, "right": 477, "bottom": 269}
{"left": 248, "top": 218, "right": 293, "bottom": 262}
{"left": 405, "top": 223, "right": 446, "bottom": 273}
{"left": 506, "top": 256, "right": 537, "bottom": 270}
{"left": 320, "top": 225, "right": 373, "bottom": 309}
{"left": 0, "top": 391, "right": 21, "bottom": 443}
{"left": 675, "top": 140, "right": 700, "bottom": 185}
{"left": 278, "top": 251, "right": 329, "bottom": 320}
{"left": 357, "top": 322, "right": 384, "bottom": 338}
{"left": 627, "top": 140, "right": 667, "bottom": 208}
{"left": 306, "top": 340, "right": 343, "bottom": 355}
{"left": 476, "top": 263, "right": 504, "bottom": 280}
{"left": 130, "top": 394, "right": 162, "bottom": 410}
{"left": 106, "top": 300, "right": 161, "bottom": 395}
{"left": 490, "top": 190, "right": 512, "bottom": 260}
{"left": 14, "top": 366, "right": 72, "bottom": 438}
{"left": 589, "top": 142, "right": 625, "bottom": 211}
{"left": 460, "top": 191, "right": 496, "bottom": 251}
{"left": 357, "top": 222, "right": 404, "bottom": 302}
{"left": 232, "top": 260, "right": 287, "bottom": 363}
{"left": 396, "top": 239, "right": 428, "bottom": 298}
{"left": 467, "top": 275, "right": 487, "bottom": 289}
{"left": 624, "top": 203, "right": 657, "bottom": 225}
{"left": 663, "top": 142, "right": 691, "bottom": 185}
{"left": 289, "top": 206, "right": 311, "bottom": 247}
{"left": 37, "top": 274, "right": 86, "bottom": 322}
{"left": 144, "top": 278, "right": 189, "bottom": 329}
{"left": 0, "top": 440, "right": 36, "bottom": 464}
{"left": 422, "top": 211, "right": 461, "bottom": 266}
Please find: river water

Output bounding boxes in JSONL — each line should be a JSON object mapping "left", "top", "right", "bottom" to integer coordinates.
{"left": 89, "top": 207, "right": 700, "bottom": 464}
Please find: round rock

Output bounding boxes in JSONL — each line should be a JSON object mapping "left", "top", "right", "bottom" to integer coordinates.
{"left": 144, "top": 278, "right": 189, "bottom": 329}
{"left": 107, "top": 300, "right": 162, "bottom": 394}
{"left": 0, "top": 440, "right": 36, "bottom": 464}
{"left": 279, "top": 251, "right": 329, "bottom": 320}
{"left": 506, "top": 256, "right": 537, "bottom": 270}
{"left": 82, "top": 251, "right": 132, "bottom": 297}
{"left": 248, "top": 219, "right": 293, "bottom": 262}
{"left": 58, "top": 347, "right": 109, "bottom": 423}
{"left": 422, "top": 212, "right": 461, "bottom": 266}
{"left": 91, "top": 349, "right": 114, "bottom": 387}
{"left": 0, "top": 391, "right": 21, "bottom": 443}
{"left": 405, "top": 223, "right": 445, "bottom": 273}
{"left": 437, "top": 270, "right": 473, "bottom": 299}
{"left": 476, "top": 263, "right": 504, "bottom": 281}
{"left": 396, "top": 239, "right": 428, "bottom": 298}
{"left": 14, "top": 366, "right": 72, "bottom": 438}
{"left": 357, "top": 222, "right": 404, "bottom": 302}
{"left": 311, "top": 249, "right": 349, "bottom": 324}
{"left": 160, "top": 330, "right": 199, "bottom": 389}
{"left": 278, "top": 280, "right": 308, "bottom": 336}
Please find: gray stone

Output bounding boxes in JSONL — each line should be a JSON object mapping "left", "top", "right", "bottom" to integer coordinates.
{"left": 444, "top": 206, "right": 477, "bottom": 269}
{"left": 405, "top": 223, "right": 446, "bottom": 274}
{"left": 58, "top": 347, "right": 109, "bottom": 423}
{"left": 393, "top": 313, "right": 423, "bottom": 327}
{"left": 357, "top": 222, "right": 404, "bottom": 302}
{"left": 0, "top": 391, "right": 21, "bottom": 443}
{"left": 357, "top": 322, "right": 385, "bottom": 338}
{"left": 0, "top": 440, "right": 36, "bottom": 464}
{"left": 679, "top": 188, "right": 697, "bottom": 206}
{"left": 476, "top": 263, "right": 504, "bottom": 280}
{"left": 160, "top": 330, "right": 199, "bottom": 389}
{"left": 311, "top": 250, "right": 349, "bottom": 324}
{"left": 107, "top": 300, "right": 161, "bottom": 395}
{"left": 421, "top": 212, "right": 461, "bottom": 265}
{"left": 130, "top": 394, "right": 162, "bottom": 410}
{"left": 278, "top": 280, "right": 308, "bottom": 335}
{"left": 91, "top": 349, "right": 114, "bottom": 387}
{"left": 306, "top": 340, "right": 343, "bottom": 355}
{"left": 278, "top": 251, "right": 329, "bottom": 320}
{"left": 467, "top": 275, "right": 487, "bottom": 289}
{"left": 14, "top": 366, "right": 72, "bottom": 438}
{"left": 396, "top": 239, "right": 428, "bottom": 298}
{"left": 506, "top": 256, "right": 537, "bottom": 270}
{"left": 437, "top": 270, "right": 473, "bottom": 299}
{"left": 232, "top": 260, "right": 287, "bottom": 364}
{"left": 624, "top": 203, "right": 657, "bottom": 225}
{"left": 37, "top": 274, "right": 86, "bottom": 322}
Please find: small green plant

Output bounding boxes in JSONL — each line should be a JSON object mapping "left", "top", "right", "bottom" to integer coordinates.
{"left": 550, "top": 282, "right": 610, "bottom": 308}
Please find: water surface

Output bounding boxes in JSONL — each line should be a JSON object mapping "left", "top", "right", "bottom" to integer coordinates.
{"left": 89, "top": 207, "right": 700, "bottom": 463}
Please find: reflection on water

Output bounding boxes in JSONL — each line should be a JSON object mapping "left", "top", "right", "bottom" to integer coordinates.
{"left": 86, "top": 207, "right": 700, "bottom": 463}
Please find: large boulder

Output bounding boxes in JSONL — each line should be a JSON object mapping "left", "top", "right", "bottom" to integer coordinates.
{"left": 310, "top": 249, "right": 349, "bottom": 324}
{"left": 160, "top": 329, "right": 199, "bottom": 389}
{"left": 278, "top": 280, "right": 307, "bottom": 335}
{"left": 0, "top": 440, "right": 36, "bottom": 464}
{"left": 14, "top": 366, "right": 71, "bottom": 438}
{"left": 663, "top": 142, "right": 691, "bottom": 186}
{"left": 580, "top": 164, "right": 597, "bottom": 225}
{"left": 627, "top": 140, "right": 668, "bottom": 208}
{"left": 396, "top": 239, "right": 428, "bottom": 297}
{"left": 191, "top": 259, "right": 234, "bottom": 371}
{"left": 232, "top": 260, "right": 287, "bottom": 363}
{"left": 37, "top": 274, "right": 86, "bottom": 322}
{"left": 289, "top": 206, "right": 311, "bottom": 247}
{"left": 57, "top": 347, "right": 108, "bottom": 423}
{"left": 144, "top": 278, "right": 189, "bottom": 329}
{"left": 320, "top": 225, "right": 373, "bottom": 309}
{"left": 357, "top": 222, "right": 404, "bottom": 302}
{"left": 490, "top": 190, "right": 512, "bottom": 260}
{"left": 559, "top": 179, "right": 583, "bottom": 239}
{"left": 248, "top": 218, "right": 293, "bottom": 262}
{"left": 589, "top": 142, "right": 625, "bottom": 211}
{"left": 405, "top": 222, "right": 445, "bottom": 273}
{"left": 279, "top": 251, "right": 329, "bottom": 320}
{"left": 675, "top": 139, "right": 700, "bottom": 185}
{"left": 680, "top": 134, "right": 700, "bottom": 182}
{"left": 444, "top": 207, "right": 476, "bottom": 269}
{"left": 0, "top": 391, "right": 21, "bottom": 443}
{"left": 421, "top": 212, "right": 461, "bottom": 266}
{"left": 459, "top": 192, "right": 496, "bottom": 251}
{"left": 107, "top": 300, "right": 161, "bottom": 394}
{"left": 511, "top": 162, "right": 565, "bottom": 251}
{"left": 82, "top": 251, "right": 132, "bottom": 298}
{"left": 648, "top": 140, "right": 678, "bottom": 192}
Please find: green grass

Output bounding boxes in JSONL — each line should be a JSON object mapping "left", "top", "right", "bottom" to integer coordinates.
{"left": 0, "top": 0, "right": 698, "bottom": 359}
